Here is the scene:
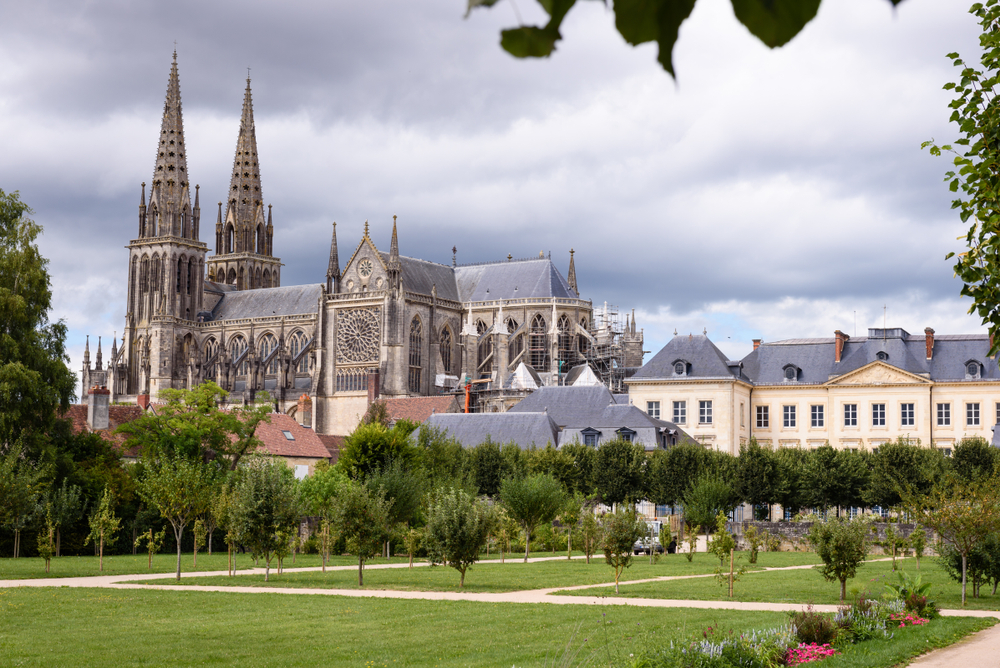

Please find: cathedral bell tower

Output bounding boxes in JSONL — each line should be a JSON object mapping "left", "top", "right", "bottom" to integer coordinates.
{"left": 205, "top": 77, "right": 283, "bottom": 290}
{"left": 123, "top": 52, "right": 208, "bottom": 395}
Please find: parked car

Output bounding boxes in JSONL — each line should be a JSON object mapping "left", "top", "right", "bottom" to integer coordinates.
{"left": 632, "top": 537, "right": 664, "bottom": 555}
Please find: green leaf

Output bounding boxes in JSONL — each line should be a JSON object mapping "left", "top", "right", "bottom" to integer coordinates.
{"left": 464, "top": 0, "right": 503, "bottom": 18}
{"left": 501, "top": 26, "right": 561, "bottom": 57}
{"left": 730, "top": 0, "right": 821, "bottom": 49}
{"left": 655, "top": 0, "right": 697, "bottom": 76}
{"left": 614, "top": 0, "right": 662, "bottom": 45}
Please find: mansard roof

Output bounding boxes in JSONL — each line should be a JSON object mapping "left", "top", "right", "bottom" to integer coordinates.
{"left": 377, "top": 253, "right": 460, "bottom": 302}
{"left": 742, "top": 330, "right": 1000, "bottom": 385}
{"left": 211, "top": 283, "right": 322, "bottom": 321}
{"left": 424, "top": 412, "right": 559, "bottom": 449}
{"left": 507, "top": 385, "right": 627, "bottom": 428}
{"left": 630, "top": 334, "right": 747, "bottom": 381}
{"left": 454, "top": 257, "right": 577, "bottom": 302}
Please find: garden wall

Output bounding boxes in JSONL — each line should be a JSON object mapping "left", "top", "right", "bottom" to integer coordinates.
{"left": 728, "top": 521, "right": 936, "bottom": 555}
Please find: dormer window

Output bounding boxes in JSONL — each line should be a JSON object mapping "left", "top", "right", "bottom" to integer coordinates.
{"left": 616, "top": 427, "right": 637, "bottom": 443}
{"left": 672, "top": 360, "right": 688, "bottom": 376}
{"left": 581, "top": 427, "right": 601, "bottom": 447}
{"left": 782, "top": 364, "right": 799, "bottom": 382}
{"left": 876, "top": 351, "right": 889, "bottom": 362}
{"left": 966, "top": 361, "right": 981, "bottom": 379}
{"left": 282, "top": 430, "right": 295, "bottom": 441}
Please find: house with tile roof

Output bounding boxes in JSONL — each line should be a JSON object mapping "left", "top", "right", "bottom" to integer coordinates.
{"left": 627, "top": 327, "right": 1000, "bottom": 455}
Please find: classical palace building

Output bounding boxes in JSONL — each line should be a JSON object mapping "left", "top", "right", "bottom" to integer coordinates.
{"left": 81, "top": 54, "right": 638, "bottom": 436}
{"left": 626, "top": 327, "right": 1000, "bottom": 455}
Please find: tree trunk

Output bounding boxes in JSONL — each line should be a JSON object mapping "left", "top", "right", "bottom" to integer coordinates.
{"left": 56, "top": 528, "right": 61, "bottom": 558}
{"left": 228, "top": 543, "right": 233, "bottom": 577}
{"left": 13, "top": 529, "right": 19, "bottom": 558}
{"left": 961, "top": 553, "right": 968, "bottom": 606}
{"left": 174, "top": 524, "right": 184, "bottom": 581}
{"left": 208, "top": 530, "right": 213, "bottom": 556}
{"left": 193, "top": 542, "right": 198, "bottom": 568}
{"left": 265, "top": 555, "right": 271, "bottom": 582}
{"left": 45, "top": 558, "right": 50, "bottom": 574}
{"left": 840, "top": 578, "right": 847, "bottom": 602}
{"left": 358, "top": 556, "right": 364, "bottom": 587}
{"left": 524, "top": 527, "right": 530, "bottom": 563}
{"left": 615, "top": 570, "right": 620, "bottom": 594}
{"left": 460, "top": 568, "right": 465, "bottom": 588}
{"left": 728, "top": 549, "right": 734, "bottom": 598}
{"left": 99, "top": 534, "right": 104, "bottom": 572}
{"left": 567, "top": 527, "right": 572, "bottom": 560}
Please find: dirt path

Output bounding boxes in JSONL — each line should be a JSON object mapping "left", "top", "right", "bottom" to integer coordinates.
{"left": 907, "top": 621, "right": 1000, "bottom": 667}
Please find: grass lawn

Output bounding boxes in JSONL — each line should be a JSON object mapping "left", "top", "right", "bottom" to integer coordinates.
{"left": 559, "top": 556, "right": 1000, "bottom": 611}
{"left": 0, "top": 587, "right": 793, "bottom": 667}
{"left": 820, "top": 616, "right": 996, "bottom": 668}
{"left": 126, "top": 552, "right": 824, "bottom": 593}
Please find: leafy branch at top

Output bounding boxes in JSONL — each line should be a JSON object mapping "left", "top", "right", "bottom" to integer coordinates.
{"left": 466, "top": 0, "right": 904, "bottom": 77}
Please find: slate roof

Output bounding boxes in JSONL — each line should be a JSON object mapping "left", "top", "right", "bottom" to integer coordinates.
{"left": 256, "top": 413, "right": 331, "bottom": 459}
{"left": 740, "top": 329, "right": 1000, "bottom": 385}
{"left": 210, "top": 284, "right": 323, "bottom": 321}
{"left": 630, "top": 335, "right": 748, "bottom": 381}
{"left": 383, "top": 396, "right": 462, "bottom": 424}
{"left": 454, "top": 258, "right": 577, "bottom": 302}
{"left": 507, "top": 385, "right": 624, "bottom": 427}
{"left": 585, "top": 403, "right": 682, "bottom": 432}
{"left": 424, "top": 412, "right": 559, "bottom": 449}
{"left": 377, "top": 254, "right": 461, "bottom": 302}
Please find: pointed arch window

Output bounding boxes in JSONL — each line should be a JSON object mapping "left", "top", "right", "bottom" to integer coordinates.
{"left": 529, "top": 314, "right": 549, "bottom": 370}
{"left": 477, "top": 319, "right": 493, "bottom": 375}
{"left": 263, "top": 269, "right": 271, "bottom": 289}
{"left": 440, "top": 326, "right": 453, "bottom": 374}
{"left": 225, "top": 224, "right": 234, "bottom": 254}
{"left": 203, "top": 338, "right": 219, "bottom": 382}
{"left": 557, "top": 315, "right": 572, "bottom": 368}
{"left": 259, "top": 333, "right": 278, "bottom": 374}
{"left": 229, "top": 335, "right": 248, "bottom": 376}
{"left": 187, "top": 260, "right": 194, "bottom": 295}
{"left": 409, "top": 317, "right": 423, "bottom": 393}
{"left": 289, "top": 330, "right": 309, "bottom": 374}
{"left": 578, "top": 317, "right": 590, "bottom": 356}
{"left": 180, "top": 212, "right": 187, "bottom": 238}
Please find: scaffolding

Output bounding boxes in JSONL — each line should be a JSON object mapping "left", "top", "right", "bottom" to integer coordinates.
{"left": 583, "top": 302, "right": 628, "bottom": 394}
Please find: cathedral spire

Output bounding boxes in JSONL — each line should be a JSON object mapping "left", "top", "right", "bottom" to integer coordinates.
{"left": 326, "top": 222, "right": 340, "bottom": 292}
{"left": 388, "top": 215, "right": 400, "bottom": 269}
{"left": 151, "top": 51, "right": 190, "bottom": 207}
{"left": 226, "top": 76, "right": 264, "bottom": 250}
{"left": 567, "top": 248, "right": 577, "bottom": 295}
{"left": 95, "top": 336, "right": 103, "bottom": 371}
{"left": 138, "top": 182, "right": 146, "bottom": 237}
{"left": 83, "top": 335, "right": 90, "bottom": 366}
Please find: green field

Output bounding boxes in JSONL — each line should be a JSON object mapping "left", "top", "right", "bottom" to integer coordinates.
{"left": 559, "top": 555, "right": 1000, "bottom": 611}
{"left": 125, "top": 552, "right": 824, "bottom": 592}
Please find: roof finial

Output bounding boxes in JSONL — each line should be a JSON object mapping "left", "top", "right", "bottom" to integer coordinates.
{"left": 452, "top": 245, "right": 457, "bottom": 267}
{"left": 567, "top": 248, "right": 578, "bottom": 294}
{"left": 703, "top": 327, "right": 707, "bottom": 335}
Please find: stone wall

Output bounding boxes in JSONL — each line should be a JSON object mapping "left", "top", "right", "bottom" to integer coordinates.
{"left": 729, "top": 521, "right": 935, "bottom": 554}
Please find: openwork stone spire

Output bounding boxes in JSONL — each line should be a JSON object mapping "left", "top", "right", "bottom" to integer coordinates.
{"left": 567, "top": 248, "right": 577, "bottom": 295}
{"left": 227, "top": 77, "right": 264, "bottom": 235}
{"left": 326, "top": 222, "right": 340, "bottom": 292}
{"left": 388, "top": 215, "right": 400, "bottom": 270}
{"left": 152, "top": 51, "right": 190, "bottom": 196}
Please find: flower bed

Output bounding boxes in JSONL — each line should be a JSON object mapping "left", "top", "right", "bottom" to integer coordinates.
{"left": 787, "top": 643, "right": 838, "bottom": 666}
{"left": 889, "top": 612, "right": 930, "bottom": 628}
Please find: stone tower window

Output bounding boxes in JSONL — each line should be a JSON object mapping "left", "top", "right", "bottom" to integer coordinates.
{"left": 228, "top": 335, "right": 248, "bottom": 376}
{"left": 409, "top": 317, "right": 422, "bottom": 393}
{"left": 529, "top": 314, "right": 549, "bottom": 370}
{"left": 440, "top": 327, "right": 453, "bottom": 374}
{"left": 289, "top": 330, "right": 309, "bottom": 374}
{"left": 557, "top": 315, "right": 572, "bottom": 369}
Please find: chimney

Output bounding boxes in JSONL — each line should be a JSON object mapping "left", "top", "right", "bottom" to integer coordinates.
{"left": 752, "top": 339, "right": 762, "bottom": 351}
{"left": 835, "top": 330, "right": 850, "bottom": 363}
{"left": 367, "top": 369, "right": 381, "bottom": 405}
{"left": 87, "top": 386, "right": 110, "bottom": 431}
{"left": 297, "top": 394, "right": 312, "bottom": 428}
{"left": 925, "top": 327, "right": 935, "bottom": 360}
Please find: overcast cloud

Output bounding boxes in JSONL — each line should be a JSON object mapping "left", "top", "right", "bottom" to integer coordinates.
{"left": 0, "top": 0, "right": 984, "bottom": 391}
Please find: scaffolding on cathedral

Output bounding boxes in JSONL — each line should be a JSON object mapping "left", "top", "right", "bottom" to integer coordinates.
{"left": 583, "top": 302, "right": 629, "bottom": 394}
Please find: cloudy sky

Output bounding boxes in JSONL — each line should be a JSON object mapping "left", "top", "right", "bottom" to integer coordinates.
{"left": 0, "top": 0, "right": 985, "bottom": 392}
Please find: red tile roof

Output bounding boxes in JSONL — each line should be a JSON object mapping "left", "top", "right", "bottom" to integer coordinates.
{"left": 317, "top": 434, "right": 345, "bottom": 463}
{"left": 255, "top": 413, "right": 331, "bottom": 460}
{"left": 383, "top": 396, "right": 461, "bottom": 424}
{"left": 61, "top": 404, "right": 146, "bottom": 456}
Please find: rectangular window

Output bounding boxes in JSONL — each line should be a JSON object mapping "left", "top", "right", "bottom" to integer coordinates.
{"left": 756, "top": 405, "right": 769, "bottom": 429}
{"left": 740, "top": 402, "right": 745, "bottom": 428}
{"left": 844, "top": 403, "right": 857, "bottom": 427}
{"left": 967, "top": 402, "right": 980, "bottom": 426}
{"left": 996, "top": 402, "right": 1000, "bottom": 427}
{"left": 872, "top": 403, "right": 885, "bottom": 427}
{"left": 811, "top": 405, "right": 824, "bottom": 428}
{"left": 584, "top": 433, "right": 598, "bottom": 447}
{"left": 673, "top": 401, "right": 686, "bottom": 424}
{"left": 699, "top": 400, "right": 713, "bottom": 425}
{"left": 900, "top": 403, "right": 914, "bottom": 427}
{"left": 646, "top": 401, "right": 660, "bottom": 420}
{"left": 783, "top": 405, "right": 796, "bottom": 428}
{"left": 937, "top": 403, "right": 951, "bottom": 426}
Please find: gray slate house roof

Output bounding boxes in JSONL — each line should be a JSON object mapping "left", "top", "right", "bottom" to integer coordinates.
{"left": 454, "top": 257, "right": 578, "bottom": 302}
{"left": 424, "top": 412, "right": 559, "bottom": 449}
{"left": 207, "top": 283, "right": 323, "bottom": 321}
{"left": 507, "top": 385, "right": 628, "bottom": 427}
{"left": 637, "top": 328, "right": 1000, "bottom": 386}
{"left": 630, "top": 334, "right": 751, "bottom": 382}
{"left": 741, "top": 329, "right": 1000, "bottom": 385}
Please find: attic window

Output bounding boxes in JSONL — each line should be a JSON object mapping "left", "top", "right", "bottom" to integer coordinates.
{"left": 876, "top": 351, "right": 889, "bottom": 361}
{"left": 967, "top": 362, "right": 980, "bottom": 378}
{"left": 673, "top": 361, "right": 686, "bottom": 376}
{"left": 784, "top": 367, "right": 796, "bottom": 381}
{"left": 282, "top": 430, "right": 295, "bottom": 441}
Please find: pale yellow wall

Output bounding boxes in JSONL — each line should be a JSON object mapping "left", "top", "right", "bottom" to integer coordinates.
{"left": 317, "top": 394, "right": 370, "bottom": 435}
{"left": 628, "top": 364, "right": 1000, "bottom": 453}
{"left": 626, "top": 379, "right": 752, "bottom": 455}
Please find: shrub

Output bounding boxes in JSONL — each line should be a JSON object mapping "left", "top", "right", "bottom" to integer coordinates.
{"left": 885, "top": 571, "right": 939, "bottom": 619}
{"left": 743, "top": 525, "right": 766, "bottom": 564}
{"left": 789, "top": 605, "right": 838, "bottom": 646}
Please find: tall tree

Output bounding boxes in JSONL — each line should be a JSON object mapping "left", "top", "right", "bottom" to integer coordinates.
{"left": 299, "top": 461, "right": 348, "bottom": 571}
{"left": 230, "top": 456, "right": 301, "bottom": 582}
{"left": 137, "top": 455, "right": 217, "bottom": 580}
{"left": 0, "top": 189, "right": 75, "bottom": 453}
{"left": 802, "top": 445, "right": 868, "bottom": 515}
{"left": 337, "top": 420, "right": 420, "bottom": 480}
{"left": 647, "top": 442, "right": 707, "bottom": 507}
{"left": 952, "top": 437, "right": 998, "bottom": 483}
{"left": 423, "top": 487, "right": 491, "bottom": 587}
{"left": 365, "top": 460, "right": 427, "bottom": 556}
{"left": 866, "top": 439, "right": 946, "bottom": 510}
{"left": 499, "top": 473, "right": 565, "bottom": 561}
{"left": 560, "top": 442, "right": 597, "bottom": 497}
{"left": 416, "top": 425, "right": 467, "bottom": 490}
{"left": 925, "top": 1, "right": 1000, "bottom": 353}
{"left": 593, "top": 438, "right": 647, "bottom": 507}
{"left": 468, "top": 439, "right": 504, "bottom": 497}
{"left": 117, "top": 382, "right": 272, "bottom": 469}
{"left": 46, "top": 478, "right": 83, "bottom": 557}
{"left": 333, "top": 480, "right": 391, "bottom": 586}
{"left": 734, "top": 440, "right": 780, "bottom": 520}
{"left": 0, "top": 444, "right": 47, "bottom": 557}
